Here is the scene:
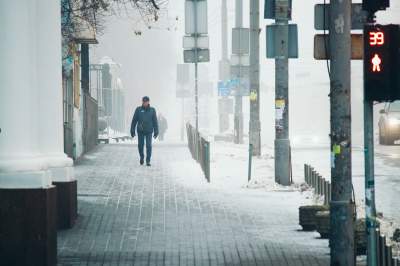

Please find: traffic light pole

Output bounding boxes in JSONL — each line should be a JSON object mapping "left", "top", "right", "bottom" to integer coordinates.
{"left": 364, "top": 99, "right": 377, "bottom": 266}
{"left": 249, "top": 0, "right": 261, "bottom": 156}
{"left": 274, "top": 0, "right": 291, "bottom": 186}
{"left": 329, "top": 0, "right": 355, "bottom": 265}
{"left": 364, "top": 12, "right": 377, "bottom": 266}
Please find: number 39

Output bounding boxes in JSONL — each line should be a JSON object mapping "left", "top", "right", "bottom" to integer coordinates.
{"left": 369, "top": 32, "right": 385, "bottom": 46}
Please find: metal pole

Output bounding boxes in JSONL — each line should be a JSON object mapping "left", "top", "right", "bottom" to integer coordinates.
{"left": 365, "top": 99, "right": 378, "bottom": 266}
{"left": 221, "top": 0, "right": 228, "bottom": 61}
{"left": 329, "top": 0, "right": 354, "bottom": 265}
{"left": 274, "top": 0, "right": 290, "bottom": 186}
{"left": 248, "top": 143, "right": 253, "bottom": 182}
{"left": 194, "top": 0, "right": 199, "bottom": 131}
{"left": 219, "top": 0, "right": 230, "bottom": 133}
{"left": 195, "top": 61, "right": 199, "bottom": 131}
{"left": 249, "top": 0, "right": 261, "bottom": 156}
{"left": 234, "top": 0, "right": 244, "bottom": 144}
{"left": 364, "top": 13, "right": 378, "bottom": 265}
{"left": 181, "top": 97, "right": 185, "bottom": 141}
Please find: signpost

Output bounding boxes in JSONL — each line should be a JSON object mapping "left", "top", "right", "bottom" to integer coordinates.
{"left": 265, "top": 0, "right": 298, "bottom": 186}
{"left": 232, "top": 0, "right": 249, "bottom": 144}
{"left": 312, "top": 1, "right": 368, "bottom": 264}
{"left": 184, "top": 0, "right": 209, "bottom": 131}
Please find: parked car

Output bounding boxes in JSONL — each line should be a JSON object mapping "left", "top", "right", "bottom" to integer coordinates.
{"left": 378, "top": 101, "right": 400, "bottom": 145}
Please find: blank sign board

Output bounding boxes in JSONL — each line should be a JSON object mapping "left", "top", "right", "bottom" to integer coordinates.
{"left": 185, "top": 0, "right": 208, "bottom": 35}
{"left": 177, "top": 64, "right": 190, "bottom": 85}
{"left": 314, "top": 34, "right": 363, "bottom": 60}
{"left": 183, "top": 36, "right": 209, "bottom": 49}
{"left": 232, "top": 28, "right": 250, "bottom": 55}
{"left": 184, "top": 49, "right": 210, "bottom": 63}
{"left": 266, "top": 24, "right": 298, "bottom": 59}
{"left": 314, "top": 3, "right": 367, "bottom": 30}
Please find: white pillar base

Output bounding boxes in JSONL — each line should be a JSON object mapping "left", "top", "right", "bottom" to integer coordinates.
{"left": 0, "top": 157, "right": 52, "bottom": 189}
{"left": 41, "top": 153, "right": 74, "bottom": 182}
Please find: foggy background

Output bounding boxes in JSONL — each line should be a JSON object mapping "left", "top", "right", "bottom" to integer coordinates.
{"left": 90, "top": 0, "right": 400, "bottom": 145}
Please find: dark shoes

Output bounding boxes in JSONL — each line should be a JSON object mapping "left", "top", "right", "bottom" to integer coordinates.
{"left": 140, "top": 158, "right": 151, "bottom": 166}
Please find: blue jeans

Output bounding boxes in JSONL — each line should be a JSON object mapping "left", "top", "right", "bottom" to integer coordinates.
{"left": 138, "top": 133, "right": 152, "bottom": 163}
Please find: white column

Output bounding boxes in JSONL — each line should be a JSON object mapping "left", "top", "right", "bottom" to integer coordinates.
{"left": 0, "top": 0, "right": 51, "bottom": 188}
{"left": 36, "top": 0, "right": 74, "bottom": 182}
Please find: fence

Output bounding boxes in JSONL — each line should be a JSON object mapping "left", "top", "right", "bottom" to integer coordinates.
{"left": 186, "top": 123, "right": 210, "bottom": 182}
{"left": 304, "top": 164, "right": 331, "bottom": 205}
{"left": 375, "top": 229, "right": 400, "bottom": 266}
{"left": 304, "top": 164, "right": 400, "bottom": 265}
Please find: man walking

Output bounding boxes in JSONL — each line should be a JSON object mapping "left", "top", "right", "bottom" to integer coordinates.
{"left": 130, "top": 96, "right": 158, "bottom": 166}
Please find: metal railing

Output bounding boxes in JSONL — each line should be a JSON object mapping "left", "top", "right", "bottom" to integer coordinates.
{"left": 186, "top": 123, "right": 210, "bottom": 182}
{"left": 304, "top": 165, "right": 400, "bottom": 264}
{"left": 374, "top": 229, "right": 400, "bottom": 266}
{"left": 304, "top": 164, "right": 331, "bottom": 205}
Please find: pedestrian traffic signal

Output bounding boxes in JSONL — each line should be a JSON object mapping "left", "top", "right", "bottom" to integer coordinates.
{"left": 363, "top": 0, "right": 389, "bottom": 13}
{"left": 364, "top": 24, "right": 400, "bottom": 102}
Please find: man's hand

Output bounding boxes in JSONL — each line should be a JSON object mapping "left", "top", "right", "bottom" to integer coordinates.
{"left": 131, "top": 133, "right": 135, "bottom": 138}
{"left": 153, "top": 133, "right": 158, "bottom": 139}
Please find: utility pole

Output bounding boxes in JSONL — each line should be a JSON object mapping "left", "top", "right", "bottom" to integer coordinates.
{"left": 194, "top": 0, "right": 199, "bottom": 131}
{"left": 219, "top": 0, "right": 230, "bottom": 133}
{"left": 274, "top": 0, "right": 291, "bottom": 185}
{"left": 329, "top": 0, "right": 354, "bottom": 265}
{"left": 249, "top": 0, "right": 261, "bottom": 156}
{"left": 234, "top": 0, "right": 244, "bottom": 144}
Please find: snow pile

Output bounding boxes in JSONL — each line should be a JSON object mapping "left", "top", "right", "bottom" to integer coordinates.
{"left": 99, "top": 126, "right": 128, "bottom": 140}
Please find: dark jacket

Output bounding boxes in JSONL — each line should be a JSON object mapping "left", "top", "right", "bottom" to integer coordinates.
{"left": 130, "top": 105, "right": 159, "bottom": 136}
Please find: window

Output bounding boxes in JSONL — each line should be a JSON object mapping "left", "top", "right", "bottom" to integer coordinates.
{"left": 389, "top": 101, "right": 400, "bottom": 112}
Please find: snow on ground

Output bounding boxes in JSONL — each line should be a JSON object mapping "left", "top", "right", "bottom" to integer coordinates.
{"left": 168, "top": 138, "right": 400, "bottom": 257}
{"left": 167, "top": 138, "right": 325, "bottom": 227}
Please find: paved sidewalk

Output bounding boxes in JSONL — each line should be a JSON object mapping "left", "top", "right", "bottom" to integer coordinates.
{"left": 58, "top": 143, "right": 330, "bottom": 266}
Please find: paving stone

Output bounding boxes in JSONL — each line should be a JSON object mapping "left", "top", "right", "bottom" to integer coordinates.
{"left": 58, "top": 144, "right": 330, "bottom": 266}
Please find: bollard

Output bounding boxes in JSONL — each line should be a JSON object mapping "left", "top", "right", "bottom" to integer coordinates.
{"left": 320, "top": 177, "right": 324, "bottom": 196}
{"left": 311, "top": 170, "right": 314, "bottom": 188}
{"left": 204, "top": 141, "right": 210, "bottom": 183}
{"left": 324, "top": 180, "right": 329, "bottom": 205}
{"left": 319, "top": 177, "right": 323, "bottom": 196}
{"left": 325, "top": 181, "right": 330, "bottom": 205}
{"left": 376, "top": 229, "right": 382, "bottom": 266}
{"left": 327, "top": 183, "right": 331, "bottom": 202}
{"left": 304, "top": 165, "right": 308, "bottom": 184}
{"left": 379, "top": 235, "right": 386, "bottom": 266}
{"left": 386, "top": 245, "right": 392, "bottom": 266}
{"left": 248, "top": 144, "right": 253, "bottom": 182}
